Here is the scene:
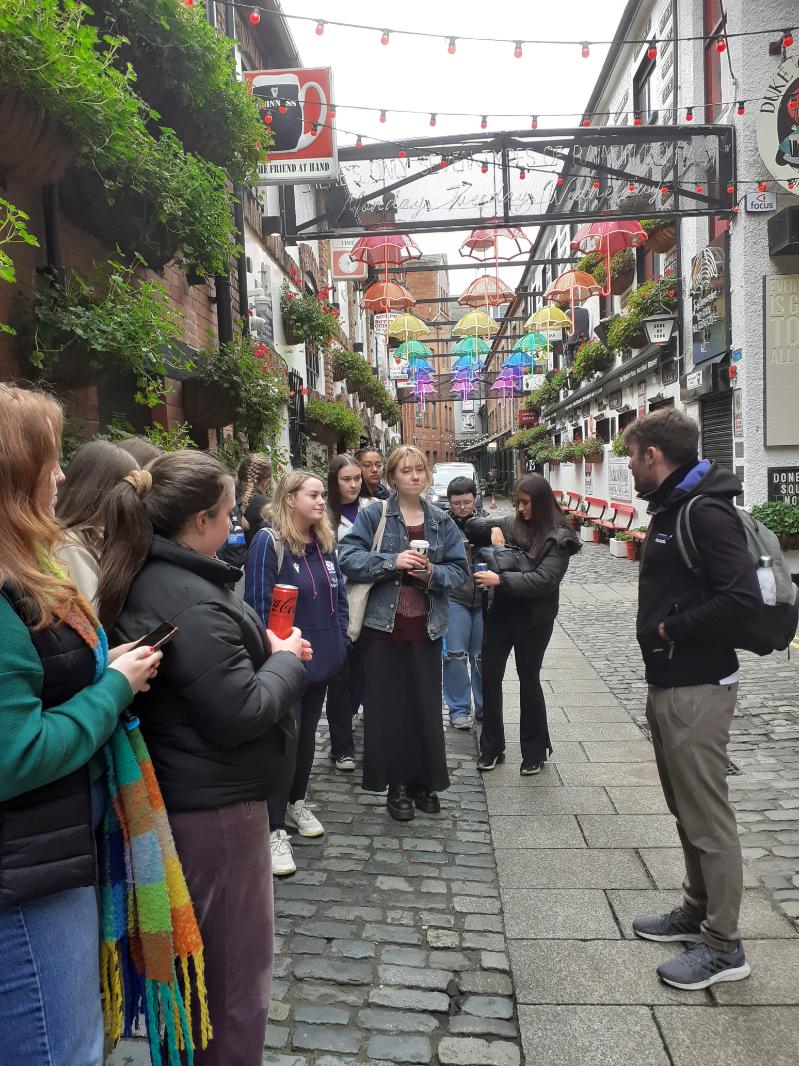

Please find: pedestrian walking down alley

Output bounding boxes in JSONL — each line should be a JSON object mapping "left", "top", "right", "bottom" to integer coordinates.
{"left": 110, "top": 542, "right": 799, "bottom": 1066}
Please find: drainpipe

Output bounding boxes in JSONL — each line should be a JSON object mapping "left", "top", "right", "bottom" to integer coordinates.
{"left": 672, "top": 0, "right": 685, "bottom": 369}
{"left": 223, "top": 2, "right": 249, "bottom": 336}
{"left": 41, "top": 185, "right": 64, "bottom": 273}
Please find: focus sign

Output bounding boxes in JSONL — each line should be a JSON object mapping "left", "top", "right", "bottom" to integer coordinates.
{"left": 246, "top": 68, "right": 338, "bottom": 185}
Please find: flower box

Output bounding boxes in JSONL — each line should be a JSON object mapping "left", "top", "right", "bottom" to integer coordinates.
{"left": 609, "top": 537, "right": 630, "bottom": 558}
{"left": 580, "top": 524, "right": 599, "bottom": 544}
{"left": 181, "top": 377, "right": 237, "bottom": 430}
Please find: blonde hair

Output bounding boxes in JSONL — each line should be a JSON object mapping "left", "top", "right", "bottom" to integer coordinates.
{"left": 385, "top": 445, "right": 432, "bottom": 490}
{"left": 0, "top": 386, "right": 80, "bottom": 628}
{"left": 268, "top": 470, "right": 335, "bottom": 556}
{"left": 236, "top": 453, "right": 273, "bottom": 528}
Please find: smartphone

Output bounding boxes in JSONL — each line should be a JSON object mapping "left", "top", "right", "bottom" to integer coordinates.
{"left": 138, "top": 622, "right": 179, "bottom": 650}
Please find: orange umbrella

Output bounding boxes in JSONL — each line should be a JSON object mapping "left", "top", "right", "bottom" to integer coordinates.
{"left": 458, "top": 275, "right": 516, "bottom": 309}
{"left": 544, "top": 269, "right": 601, "bottom": 307}
{"left": 360, "top": 281, "right": 415, "bottom": 313}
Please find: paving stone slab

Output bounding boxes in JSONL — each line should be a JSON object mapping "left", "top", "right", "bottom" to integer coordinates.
{"left": 710, "top": 940, "right": 799, "bottom": 1004}
{"left": 562, "top": 705, "right": 635, "bottom": 723}
{"left": 461, "top": 995, "right": 515, "bottom": 1019}
{"left": 366, "top": 1035, "right": 432, "bottom": 1063}
{"left": 448, "top": 1017, "right": 519, "bottom": 1038}
{"left": 481, "top": 764, "right": 565, "bottom": 788}
{"left": 357, "top": 1008, "right": 440, "bottom": 1033}
{"left": 496, "top": 847, "right": 651, "bottom": 889}
{"left": 607, "top": 889, "right": 798, "bottom": 940}
{"left": 654, "top": 1006, "right": 799, "bottom": 1065}
{"left": 607, "top": 786, "right": 671, "bottom": 814}
{"left": 583, "top": 741, "right": 657, "bottom": 763}
{"left": 368, "top": 988, "right": 450, "bottom": 1013}
{"left": 488, "top": 815, "right": 586, "bottom": 849}
{"left": 437, "top": 1036, "right": 521, "bottom": 1066}
{"left": 578, "top": 814, "right": 681, "bottom": 848}
{"left": 501, "top": 888, "right": 622, "bottom": 939}
{"left": 517, "top": 1005, "right": 670, "bottom": 1066}
{"left": 509, "top": 940, "right": 697, "bottom": 1004}
{"left": 376, "top": 964, "right": 453, "bottom": 991}
{"left": 292, "top": 1024, "right": 362, "bottom": 1054}
{"left": 485, "top": 786, "right": 614, "bottom": 815}
{"left": 558, "top": 763, "right": 662, "bottom": 787}
{"left": 639, "top": 848, "right": 760, "bottom": 890}
{"left": 550, "top": 723, "right": 646, "bottom": 742}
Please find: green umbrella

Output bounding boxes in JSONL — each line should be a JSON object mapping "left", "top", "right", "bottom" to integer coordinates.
{"left": 396, "top": 340, "right": 434, "bottom": 358}
{"left": 513, "top": 332, "right": 548, "bottom": 354}
{"left": 452, "top": 336, "right": 490, "bottom": 356}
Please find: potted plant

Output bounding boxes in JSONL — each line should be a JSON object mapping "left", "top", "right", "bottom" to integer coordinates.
{"left": 576, "top": 249, "right": 635, "bottom": 295}
{"left": 611, "top": 430, "right": 630, "bottom": 457}
{"left": 611, "top": 531, "right": 635, "bottom": 559}
{"left": 571, "top": 340, "right": 614, "bottom": 384}
{"left": 507, "top": 425, "right": 551, "bottom": 452}
{"left": 751, "top": 502, "right": 799, "bottom": 552}
{"left": 305, "top": 398, "right": 363, "bottom": 451}
{"left": 581, "top": 436, "right": 605, "bottom": 464}
{"left": 580, "top": 521, "right": 600, "bottom": 544}
{"left": 616, "top": 193, "right": 677, "bottom": 254}
{"left": 606, "top": 312, "right": 647, "bottom": 353}
{"left": 281, "top": 287, "right": 340, "bottom": 348}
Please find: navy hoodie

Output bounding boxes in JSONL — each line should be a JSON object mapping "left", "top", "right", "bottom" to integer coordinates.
{"left": 244, "top": 529, "right": 349, "bottom": 685}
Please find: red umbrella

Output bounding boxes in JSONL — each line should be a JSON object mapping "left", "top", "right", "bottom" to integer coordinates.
{"left": 459, "top": 225, "right": 532, "bottom": 262}
{"left": 570, "top": 220, "right": 647, "bottom": 296}
{"left": 351, "top": 233, "right": 422, "bottom": 269}
{"left": 360, "top": 281, "right": 416, "bottom": 313}
{"left": 458, "top": 275, "right": 516, "bottom": 309}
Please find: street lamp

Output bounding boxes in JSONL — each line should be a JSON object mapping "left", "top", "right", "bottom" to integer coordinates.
{"left": 642, "top": 314, "right": 677, "bottom": 346}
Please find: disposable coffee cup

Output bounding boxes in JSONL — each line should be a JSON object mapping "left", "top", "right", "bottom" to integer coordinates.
{"left": 409, "top": 539, "right": 430, "bottom": 555}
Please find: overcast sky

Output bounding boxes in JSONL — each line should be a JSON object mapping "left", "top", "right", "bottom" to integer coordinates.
{"left": 279, "top": 0, "right": 628, "bottom": 289}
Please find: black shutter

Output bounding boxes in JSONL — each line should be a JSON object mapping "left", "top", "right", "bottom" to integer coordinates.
{"left": 700, "top": 394, "right": 733, "bottom": 470}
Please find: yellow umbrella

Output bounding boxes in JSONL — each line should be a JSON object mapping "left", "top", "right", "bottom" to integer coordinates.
{"left": 452, "top": 310, "right": 499, "bottom": 337}
{"left": 524, "top": 306, "right": 571, "bottom": 333}
{"left": 387, "top": 313, "right": 430, "bottom": 341}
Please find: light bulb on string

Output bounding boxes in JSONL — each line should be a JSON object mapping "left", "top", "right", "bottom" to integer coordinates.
{"left": 758, "top": 180, "right": 768, "bottom": 192}
{"left": 592, "top": 179, "right": 600, "bottom": 190}
{"left": 647, "top": 41, "right": 657, "bottom": 60}
{"left": 514, "top": 41, "right": 523, "bottom": 59}
{"left": 783, "top": 31, "right": 794, "bottom": 47}
{"left": 531, "top": 115, "right": 538, "bottom": 129}
{"left": 439, "top": 157, "right": 448, "bottom": 168}
{"left": 582, "top": 118, "right": 591, "bottom": 127}
{"left": 715, "top": 37, "right": 726, "bottom": 53}
{"left": 249, "top": 8, "right": 260, "bottom": 25}
{"left": 481, "top": 162, "right": 489, "bottom": 174}
{"left": 628, "top": 182, "right": 636, "bottom": 192}
{"left": 278, "top": 101, "right": 286, "bottom": 114}
{"left": 263, "top": 112, "right": 272, "bottom": 125}
{"left": 520, "top": 168, "right": 526, "bottom": 180}
{"left": 398, "top": 149, "right": 406, "bottom": 158}
{"left": 556, "top": 175, "right": 565, "bottom": 186}
{"left": 355, "top": 135, "right": 363, "bottom": 149}
{"left": 380, "top": 110, "right": 387, "bottom": 123}
{"left": 381, "top": 30, "right": 390, "bottom": 45}
{"left": 726, "top": 183, "right": 735, "bottom": 195}
{"left": 480, "top": 115, "right": 488, "bottom": 129}
{"left": 315, "top": 21, "right": 324, "bottom": 35}
{"left": 447, "top": 37, "right": 456, "bottom": 55}
{"left": 634, "top": 114, "right": 642, "bottom": 126}
{"left": 737, "top": 101, "right": 745, "bottom": 115}
{"left": 430, "top": 113, "right": 437, "bottom": 127}
{"left": 329, "top": 108, "right": 336, "bottom": 119}
{"left": 788, "top": 180, "right": 796, "bottom": 190}
{"left": 660, "top": 185, "right": 670, "bottom": 197}
{"left": 184, "top": 0, "right": 194, "bottom": 6}
{"left": 696, "top": 183, "right": 703, "bottom": 193}
{"left": 732, "top": 205, "right": 739, "bottom": 215}
{"left": 310, "top": 123, "right": 317, "bottom": 138}
{"left": 581, "top": 43, "right": 590, "bottom": 58}
{"left": 685, "top": 107, "right": 693, "bottom": 121}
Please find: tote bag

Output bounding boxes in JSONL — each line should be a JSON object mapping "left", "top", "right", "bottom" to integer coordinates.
{"left": 346, "top": 501, "right": 389, "bottom": 641}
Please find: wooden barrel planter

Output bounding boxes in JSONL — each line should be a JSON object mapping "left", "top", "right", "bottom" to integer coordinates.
{"left": 181, "top": 378, "right": 238, "bottom": 430}
{"left": 0, "top": 90, "right": 69, "bottom": 184}
{"left": 648, "top": 225, "right": 677, "bottom": 254}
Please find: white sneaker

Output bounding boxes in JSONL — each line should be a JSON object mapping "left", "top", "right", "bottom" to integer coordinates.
{"left": 285, "top": 800, "right": 325, "bottom": 838}
{"left": 335, "top": 755, "right": 355, "bottom": 772}
{"left": 270, "top": 829, "right": 296, "bottom": 876}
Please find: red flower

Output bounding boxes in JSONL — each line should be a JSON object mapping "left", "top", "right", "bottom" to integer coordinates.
{"left": 667, "top": 289, "right": 676, "bottom": 298}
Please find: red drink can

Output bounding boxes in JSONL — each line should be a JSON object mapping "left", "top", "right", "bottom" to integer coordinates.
{"left": 267, "top": 584, "right": 298, "bottom": 639}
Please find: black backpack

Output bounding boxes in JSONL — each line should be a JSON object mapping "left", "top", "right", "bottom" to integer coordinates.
{"left": 676, "top": 495, "right": 799, "bottom": 656}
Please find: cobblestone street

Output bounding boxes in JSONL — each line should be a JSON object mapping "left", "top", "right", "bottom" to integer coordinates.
{"left": 111, "top": 535, "right": 799, "bottom": 1066}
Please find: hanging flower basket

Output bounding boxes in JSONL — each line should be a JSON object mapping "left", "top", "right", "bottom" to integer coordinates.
{"left": 181, "top": 377, "right": 238, "bottom": 430}
{"left": 647, "top": 225, "right": 677, "bottom": 254}
{"left": 611, "top": 269, "right": 635, "bottom": 295}
{"left": 0, "top": 90, "right": 70, "bottom": 184}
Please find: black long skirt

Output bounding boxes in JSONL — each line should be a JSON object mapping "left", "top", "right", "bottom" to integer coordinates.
{"left": 360, "top": 635, "right": 450, "bottom": 793}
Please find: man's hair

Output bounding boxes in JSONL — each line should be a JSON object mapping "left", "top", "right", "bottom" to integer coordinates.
{"left": 447, "top": 476, "right": 476, "bottom": 498}
{"left": 623, "top": 408, "right": 699, "bottom": 465}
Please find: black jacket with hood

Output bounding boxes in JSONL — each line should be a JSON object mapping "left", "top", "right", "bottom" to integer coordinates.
{"left": 465, "top": 515, "right": 580, "bottom": 624}
{"left": 113, "top": 535, "right": 307, "bottom": 812}
{"left": 450, "top": 507, "right": 489, "bottom": 609}
{"left": 636, "top": 458, "right": 762, "bottom": 687}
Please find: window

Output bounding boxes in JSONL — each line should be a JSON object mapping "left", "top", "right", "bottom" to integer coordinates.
{"left": 305, "top": 348, "right": 320, "bottom": 392}
{"left": 704, "top": 0, "right": 724, "bottom": 123}
{"left": 425, "top": 450, "right": 431, "bottom": 464}
{"left": 431, "top": 404, "right": 437, "bottom": 428}
{"left": 433, "top": 450, "right": 438, "bottom": 466}
{"left": 633, "top": 53, "right": 657, "bottom": 124}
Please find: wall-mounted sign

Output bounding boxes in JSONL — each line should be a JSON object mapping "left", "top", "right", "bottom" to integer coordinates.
{"left": 733, "top": 389, "right": 743, "bottom": 439}
{"left": 331, "top": 237, "right": 368, "bottom": 281}
{"left": 608, "top": 456, "right": 632, "bottom": 501}
{"left": 763, "top": 274, "right": 799, "bottom": 446}
{"left": 607, "top": 389, "right": 623, "bottom": 409}
{"left": 660, "top": 358, "right": 679, "bottom": 386}
{"left": 584, "top": 466, "right": 593, "bottom": 495}
{"left": 690, "top": 234, "right": 729, "bottom": 365}
{"left": 756, "top": 53, "right": 799, "bottom": 194}
{"left": 518, "top": 408, "right": 539, "bottom": 427}
{"left": 745, "top": 190, "right": 778, "bottom": 213}
{"left": 768, "top": 466, "right": 799, "bottom": 504}
{"left": 680, "top": 359, "right": 730, "bottom": 402}
{"left": 246, "top": 67, "right": 338, "bottom": 185}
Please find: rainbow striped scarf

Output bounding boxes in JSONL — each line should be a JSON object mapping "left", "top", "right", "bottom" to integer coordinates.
{"left": 41, "top": 553, "right": 211, "bottom": 1062}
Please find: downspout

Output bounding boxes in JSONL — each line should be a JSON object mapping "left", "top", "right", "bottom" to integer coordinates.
{"left": 672, "top": 0, "right": 685, "bottom": 370}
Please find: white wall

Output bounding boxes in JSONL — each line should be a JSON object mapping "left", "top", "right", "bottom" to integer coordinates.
{"left": 546, "top": 447, "right": 648, "bottom": 529}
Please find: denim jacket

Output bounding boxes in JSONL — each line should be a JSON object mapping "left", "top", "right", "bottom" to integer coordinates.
{"left": 338, "top": 496, "right": 468, "bottom": 640}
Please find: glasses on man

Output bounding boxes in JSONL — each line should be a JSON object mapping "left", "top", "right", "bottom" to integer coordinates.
{"left": 450, "top": 499, "right": 475, "bottom": 509}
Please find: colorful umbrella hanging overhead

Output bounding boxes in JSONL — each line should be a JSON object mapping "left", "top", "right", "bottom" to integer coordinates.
{"left": 459, "top": 225, "right": 532, "bottom": 262}
{"left": 450, "top": 371, "right": 477, "bottom": 399}
{"left": 411, "top": 376, "right": 437, "bottom": 412}
{"left": 452, "top": 335, "right": 490, "bottom": 357}
{"left": 458, "top": 274, "right": 516, "bottom": 309}
{"left": 395, "top": 339, "right": 433, "bottom": 359}
{"left": 360, "top": 281, "right": 415, "bottom": 313}
{"left": 524, "top": 306, "right": 572, "bottom": 334}
{"left": 451, "top": 354, "right": 484, "bottom": 373}
{"left": 570, "top": 220, "right": 647, "bottom": 297}
{"left": 502, "top": 350, "right": 533, "bottom": 370}
{"left": 452, "top": 310, "right": 499, "bottom": 337}
{"left": 491, "top": 366, "right": 521, "bottom": 404}
{"left": 544, "top": 269, "right": 602, "bottom": 308}
{"left": 513, "top": 331, "right": 548, "bottom": 354}
{"left": 350, "top": 233, "right": 422, "bottom": 268}
{"left": 387, "top": 313, "right": 430, "bottom": 341}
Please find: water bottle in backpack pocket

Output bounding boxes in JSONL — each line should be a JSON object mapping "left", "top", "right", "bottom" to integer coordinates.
{"left": 676, "top": 496, "right": 799, "bottom": 656}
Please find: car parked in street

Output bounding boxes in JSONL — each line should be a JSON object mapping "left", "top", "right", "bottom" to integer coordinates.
{"left": 426, "top": 461, "right": 483, "bottom": 513}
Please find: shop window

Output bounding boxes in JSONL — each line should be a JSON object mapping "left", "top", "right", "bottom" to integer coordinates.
{"left": 649, "top": 396, "right": 675, "bottom": 412}
{"left": 619, "top": 409, "right": 637, "bottom": 431}
{"left": 634, "top": 53, "right": 657, "bottom": 125}
{"left": 595, "top": 417, "right": 612, "bottom": 444}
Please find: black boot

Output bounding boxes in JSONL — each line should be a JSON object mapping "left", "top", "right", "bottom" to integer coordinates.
{"left": 408, "top": 785, "right": 440, "bottom": 814}
{"left": 387, "top": 785, "right": 415, "bottom": 821}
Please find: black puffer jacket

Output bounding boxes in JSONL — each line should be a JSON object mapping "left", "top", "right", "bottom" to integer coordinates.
{"left": 465, "top": 516, "right": 580, "bottom": 623}
{"left": 113, "top": 536, "right": 306, "bottom": 812}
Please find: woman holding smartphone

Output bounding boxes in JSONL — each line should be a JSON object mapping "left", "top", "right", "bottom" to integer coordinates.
{"left": 245, "top": 471, "right": 349, "bottom": 875}
{"left": 98, "top": 451, "right": 307, "bottom": 1066}
{"left": 465, "top": 473, "right": 579, "bottom": 775}
{"left": 338, "top": 446, "right": 468, "bottom": 821}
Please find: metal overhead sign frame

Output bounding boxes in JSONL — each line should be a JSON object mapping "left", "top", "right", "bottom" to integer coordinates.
{"left": 284, "top": 123, "right": 736, "bottom": 242}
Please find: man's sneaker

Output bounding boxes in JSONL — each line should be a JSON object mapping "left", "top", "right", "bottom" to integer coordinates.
{"left": 633, "top": 906, "right": 703, "bottom": 944}
{"left": 285, "top": 801, "right": 325, "bottom": 838}
{"left": 520, "top": 761, "right": 543, "bottom": 776}
{"left": 657, "top": 941, "right": 751, "bottom": 990}
{"left": 335, "top": 755, "right": 355, "bottom": 772}
{"left": 270, "top": 829, "right": 296, "bottom": 877}
{"left": 450, "top": 712, "right": 472, "bottom": 730}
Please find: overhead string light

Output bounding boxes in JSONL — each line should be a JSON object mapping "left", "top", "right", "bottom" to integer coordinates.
{"left": 737, "top": 101, "right": 745, "bottom": 115}
{"left": 685, "top": 107, "right": 694, "bottom": 121}
{"left": 784, "top": 30, "right": 795, "bottom": 47}
{"left": 315, "top": 20, "right": 324, "bottom": 35}
{"left": 430, "top": 113, "right": 437, "bottom": 127}
{"left": 249, "top": 7, "right": 260, "bottom": 23}
{"left": 514, "top": 41, "right": 523, "bottom": 58}
{"left": 380, "top": 110, "right": 387, "bottom": 123}
{"left": 448, "top": 37, "right": 457, "bottom": 54}
{"left": 481, "top": 115, "right": 488, "bottom": 129}
{"left": 715, "top": 36, "right": 727, "bottom": 52}
{"left": 581, "top": 42, "right": 590, "bottom": 58}
{"left": 531, "top": 115, "right": 538, "bottom": 129}
{"left": 381, "top": 29, "right": 390, "bottom": 45}
{"left": 647, "top": 40, "right": 657, "bottom": 60}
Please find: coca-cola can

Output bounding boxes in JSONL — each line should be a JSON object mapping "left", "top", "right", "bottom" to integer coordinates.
{"left": 267, "top": 584, "right": 298, "bottom": 639}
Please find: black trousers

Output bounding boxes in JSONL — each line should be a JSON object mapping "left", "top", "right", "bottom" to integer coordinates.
{"left": 268, "top": 681, "right": 327, "bottom": 829}
{"left": 480, "top": 603, "right": 555, "bottom": 764}
{"left": 325, "top": 642, "right": 364, "bottom": 758}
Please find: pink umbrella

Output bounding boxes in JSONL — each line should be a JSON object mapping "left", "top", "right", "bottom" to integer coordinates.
{"left": 460, "top": 225, "right": 532, "bottom": 262}
{"left": 570, "top": 220, "right": 647, "bottom": 297}
{"left": 350, "top": 233, "right": 422, "bottom": 269}
{"left": 412, "top": 378, "right": 438, "bottom": 412}
{"left": 458, "top": 274, "right": 516, "bottom": 309}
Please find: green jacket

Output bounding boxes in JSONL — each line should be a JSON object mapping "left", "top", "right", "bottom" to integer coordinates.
{"left": 0, "top": 595, "right": 132, "bottom": 803}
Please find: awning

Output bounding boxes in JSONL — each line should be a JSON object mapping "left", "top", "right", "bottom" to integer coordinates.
{"left": 460, "top": 429, "right": 511, "bottom": 453}
{"left": 544, "top": 342, "right": 670, "bottom": 418}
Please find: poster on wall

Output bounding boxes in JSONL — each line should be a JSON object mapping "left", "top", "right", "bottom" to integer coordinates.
{"left": 756, "top": 53, "right": 799, "bottom": 194}
{"left": 584, "top": 466, "right": 593, "bottom": 495}
{"left": 331, "top": 238, "right": 368, "bottom": 281}
{"left": 608, "top": 456, "right": 632, "bottom": 501}
{"left": 246, "top": 68, "right": 338, "bottom": 185}
{"left": 690, "top": 234, "right": 729, "bottom": 365}
{"left": 763, "top": 275, "right": 799, "bottom": 446}
{"left": 733, "top": 389, "right": 744, "bottom": 439}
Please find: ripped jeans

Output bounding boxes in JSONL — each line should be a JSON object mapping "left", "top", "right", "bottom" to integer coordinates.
{"left": 443, "top": 602, "right": 483, "bottom": 719}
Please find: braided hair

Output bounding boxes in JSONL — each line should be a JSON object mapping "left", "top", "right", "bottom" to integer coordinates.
{"left": 236, "top": 453, "right": 272, "bottom": 529}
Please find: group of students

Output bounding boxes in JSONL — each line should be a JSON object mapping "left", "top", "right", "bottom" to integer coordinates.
{"left": 0, "top": 386, "right": 581, "bottom": 1066}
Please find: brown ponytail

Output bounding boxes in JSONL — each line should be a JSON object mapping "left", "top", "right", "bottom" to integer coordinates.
{"left": 98, "top": 450, "right": 230, "bottom": 627}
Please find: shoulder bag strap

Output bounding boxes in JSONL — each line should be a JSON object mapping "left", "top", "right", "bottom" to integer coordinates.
{"left": 675, "top": 494, "right": 705, "bottom": 579}
{"left": 371, "top": 500, "right": 389, "bottom": 551}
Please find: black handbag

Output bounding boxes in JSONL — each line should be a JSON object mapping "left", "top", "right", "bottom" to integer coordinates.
{"left": 478, "top": 544, "right": 537, "bottom": 574}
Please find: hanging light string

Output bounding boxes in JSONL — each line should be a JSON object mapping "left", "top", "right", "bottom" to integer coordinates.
{"left": 202, "top": 0, "right": 794, "bottom": 55}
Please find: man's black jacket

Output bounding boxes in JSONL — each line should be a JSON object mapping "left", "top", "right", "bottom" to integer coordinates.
{"left": 637, "top": 458, "right": 761, "bottom": 687}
